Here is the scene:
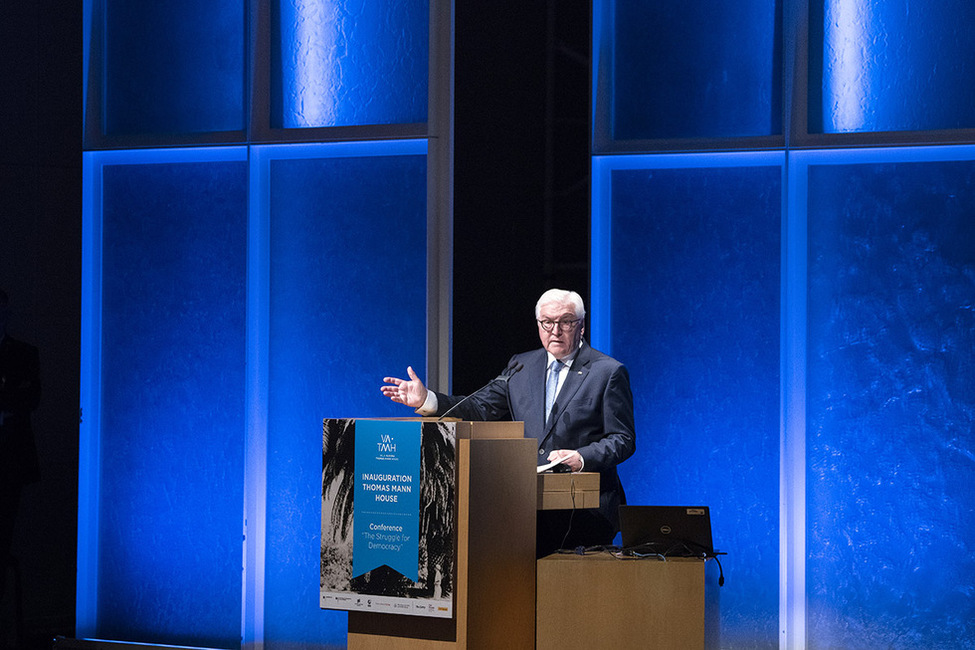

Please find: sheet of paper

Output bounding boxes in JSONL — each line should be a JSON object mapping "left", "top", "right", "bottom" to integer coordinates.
{"left": 536, "top": 457, "right": 568, "bottom": 473}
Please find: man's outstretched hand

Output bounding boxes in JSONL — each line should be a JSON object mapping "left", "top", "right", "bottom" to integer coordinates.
{"left": 381, "top": 366, "right": 429, "bottom": 409}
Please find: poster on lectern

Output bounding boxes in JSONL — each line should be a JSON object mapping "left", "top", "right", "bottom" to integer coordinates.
{"left": 320, "top": 418, "right": 455, "bottom": 618}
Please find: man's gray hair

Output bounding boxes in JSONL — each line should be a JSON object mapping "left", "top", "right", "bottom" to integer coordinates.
{"left": 535, "top": 289, "right": 586, "bottom": 320}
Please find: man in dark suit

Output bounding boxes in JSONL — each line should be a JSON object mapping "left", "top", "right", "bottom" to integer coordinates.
{"left": 382, "top": 289, "right": 636, "bottom": 556}
{"left": 0, "top": 288, "right": 41, "bottom": 588}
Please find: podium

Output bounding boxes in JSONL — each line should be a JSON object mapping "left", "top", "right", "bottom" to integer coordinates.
{"left": 346, "top": 419, "right": 537, "bottom": 650}
{"left": 536, "top": 554, "right": 707, "bottom": 650}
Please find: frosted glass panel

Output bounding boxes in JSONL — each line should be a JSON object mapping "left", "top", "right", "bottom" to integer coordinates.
{"left": 103, "top": 0, "right": 245, "bottom": 135}
{"left": 812, "top": 0, "right": 975, "bottom": 133}
{"left": 597, "top": 159, "right": 782, "bottom": 646}
{"left": 603, "top": 0, "right": 780, "bottom": 141}
{"left": 273, "top": 0, "right": 429, "bottom": 128}
{"left": 806, "top": 157, "right": 975, "bottom": 647}
{"left": 262, "top": 145, "right": 427, "bottom": 646}
{"left": 97, "top": 159, "right": 248, "bottom": 647}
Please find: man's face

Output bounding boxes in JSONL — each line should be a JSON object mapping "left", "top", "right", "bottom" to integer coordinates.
{"left": 537, "top": 300, "right": 584, "bottom": 359}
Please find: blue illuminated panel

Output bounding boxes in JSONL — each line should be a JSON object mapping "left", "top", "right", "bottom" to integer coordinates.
{"left": 812, "top": 0, "right": 975, "bottom": 133}
{"left": 261, "top": 143, "right": 427, "bottom": 646}
{"left": 272, "top": 0, "right": 429, "bottom": 128}
{"left": 604, "top": 0, "right": 780, "bottom": 141}
{"left": 806, "top": 154, "right": 975, "bottom": 646}
{"left": 103, "top": 0, "right": 245, "bottom": 135}
{"left": 593, "top": 156, "right": 782, "bottom": 646}
{"left": 97, "top": 159, "right": 248, "bottom": 646}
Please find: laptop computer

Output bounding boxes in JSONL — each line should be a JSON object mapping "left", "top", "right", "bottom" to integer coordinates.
{"left": 618, "top": 505, "right": 715, "bottom": 557}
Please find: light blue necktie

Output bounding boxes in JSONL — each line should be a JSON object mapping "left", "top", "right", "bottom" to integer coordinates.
{"left": 545, "top": 358, "right": 564, "bottom": 424}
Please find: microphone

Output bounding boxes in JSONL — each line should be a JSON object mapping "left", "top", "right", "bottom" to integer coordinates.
{"left": 438, "top": 361, "right": 524, "bottom": 421}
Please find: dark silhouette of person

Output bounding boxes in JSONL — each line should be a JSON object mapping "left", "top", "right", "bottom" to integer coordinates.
{"left": 0, "top": 288, "right": 41, "bottom": 596}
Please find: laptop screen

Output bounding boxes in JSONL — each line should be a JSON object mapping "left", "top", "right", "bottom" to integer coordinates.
{"left": 618, "top": 505, "right": 715, "bottom": 557}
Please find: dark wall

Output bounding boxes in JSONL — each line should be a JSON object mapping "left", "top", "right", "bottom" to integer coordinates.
{"left": 453, "top": 0, "right": 591, "bottom": 393}
{"left": 0, "top": 1, "right": 83, "bottom": 646}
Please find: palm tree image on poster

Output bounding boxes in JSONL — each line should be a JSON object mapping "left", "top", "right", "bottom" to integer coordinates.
{"left": 321, "top": 418, "right": 455, "bottom": 617}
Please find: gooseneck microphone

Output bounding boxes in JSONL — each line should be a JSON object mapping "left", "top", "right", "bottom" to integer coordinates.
{"left": 438, "top": 361, "right": 524, "bottom": 421}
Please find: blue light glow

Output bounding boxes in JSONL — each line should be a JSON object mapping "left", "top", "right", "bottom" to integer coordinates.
{"left": 823, "top": 0, "right": 872, "bottom": 132}
{"left": 275, "top": 0, "right": 429, "bottom": 128}
{"left": 279, "top": 1, "right": 341, "bottom": 127}
{"left": 80, "top": 149, "right": 250, "bottom": 641}
{"left": 77, "top": 153, "right": 103, "bottom": 637}
{"left": 796, "top": 145, "right": 975, "bottom": 647}
{"left": 592, "top": 150, "right": 783, "bottom": 352}
{"left": 255, "top": 140, "right": 428, "bottom": 645}
{"left": 818, "top": 0, "right": 975, "bottom": 133}
{"left": 782, "top": 153, "right": 808, "bottom": 648}
{"left": 102, "top": 0, "right": 245, "bottom": 135}
{"left": 80, "top": 147, "right": 250, "bottom": 647}
{"left": 82, "top": 142, "right": 429, "bottom": 647}
{"left": 601, "top": 0, "right": 780, "bottom": 142}
{"left": 592, "top": 151, "right": 783, "bottom": 647}
{"left": 594, "top": 146, "right": 975, "bottom": 647}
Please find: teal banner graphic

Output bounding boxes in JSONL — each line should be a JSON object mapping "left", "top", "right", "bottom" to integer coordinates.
{"left": 352, "top": 420, "right": 422, "bottom": 581}
{"left": 322, "top": 418, "right": 455, "bottom": 618}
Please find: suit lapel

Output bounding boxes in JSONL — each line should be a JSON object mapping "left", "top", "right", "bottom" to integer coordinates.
{"left": 541, "top": 343, "right": 592, "bottom": 440}
{"left": 512, "top": 349, "right": 548, "bottom": 441}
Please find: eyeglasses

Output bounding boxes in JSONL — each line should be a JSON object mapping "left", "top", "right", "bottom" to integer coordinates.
{"left": 537, "top": 318, "right": 582, "bottom": 332}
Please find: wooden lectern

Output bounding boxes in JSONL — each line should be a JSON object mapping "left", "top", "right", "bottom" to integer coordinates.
{"left": 348, "top": 420, "right": 537, "bottom": 650}
{"left": 536, "top": 554, "right": 708, "bottom": 650}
